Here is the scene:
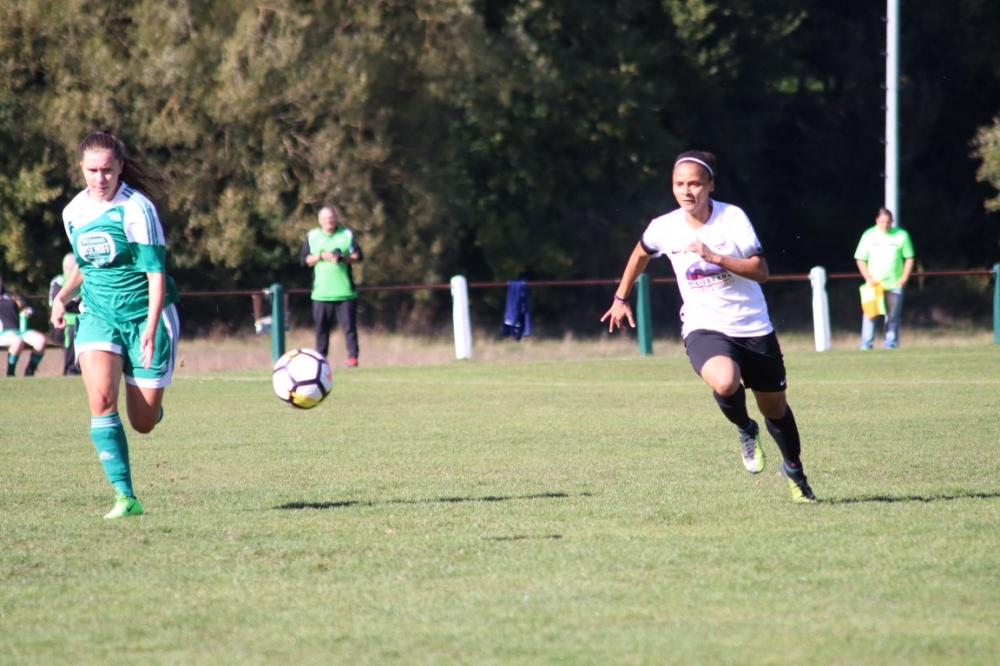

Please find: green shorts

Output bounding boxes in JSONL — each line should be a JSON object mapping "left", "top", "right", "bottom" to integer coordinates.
{"left": 75, "top": 303, "right": 180, "bottom": 388}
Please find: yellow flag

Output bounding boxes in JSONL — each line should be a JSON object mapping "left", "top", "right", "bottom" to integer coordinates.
{"left": 860, "top": 283, "right": 885, "bottom": 319}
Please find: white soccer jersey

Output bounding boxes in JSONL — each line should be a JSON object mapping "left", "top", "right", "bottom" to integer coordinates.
{"left": 640, "top": 200, "right": 773, "bottom": 338}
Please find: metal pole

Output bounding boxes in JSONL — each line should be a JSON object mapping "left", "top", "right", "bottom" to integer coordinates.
{"left": 885, "top": 0, "right": 900, "bottom": 225}
{"left": 269, "top": 282, "right": 286, "bottom": 362}
{"left": 993, "top": 263, "right": 1000, "bottom": 344}
{"left": 636, "top": 273, "right": 653, "bottom": 356}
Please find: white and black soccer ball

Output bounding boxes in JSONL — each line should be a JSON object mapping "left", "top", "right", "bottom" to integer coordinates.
{"left": 271, "top": 348, "right": 333, "bottom": 409}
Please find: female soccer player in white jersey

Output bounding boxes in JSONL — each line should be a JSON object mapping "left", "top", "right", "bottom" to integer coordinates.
{"left": 601, "top": 150, "right": 816, "bottom": 503}
{"left": 51, "top": 130, "right": 180, "bottom": 519}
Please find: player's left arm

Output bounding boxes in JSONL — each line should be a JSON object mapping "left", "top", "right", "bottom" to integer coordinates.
{"left": 125, "top": 197, "right": 168, "bottom": 368}
{"left": 899, "top": 231, "right": 915, "bottom": 288}
{"left": 687, "top": 209, "right": 770, "bottom": 283}
{"left": 687, "top": 242, "right": 769, "bottom": 283}
{"left": 899, "top": 257, "right": 915, "bottom": 288}
{"left": 344, "top": 231, "right": 363, "bottom": 264}
{"left": 140, "top": 272, "right": 165, "bottom": 369}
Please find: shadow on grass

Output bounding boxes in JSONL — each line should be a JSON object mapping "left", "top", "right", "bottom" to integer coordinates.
{"left": 275, "top": 491, "right": 594, "bottom": 511}
{"left": 825, "top": 491, "right": 1000, "bottom": 505}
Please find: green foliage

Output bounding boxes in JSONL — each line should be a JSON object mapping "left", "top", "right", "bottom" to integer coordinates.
{"left": 1, "top": 0, "right": 999, "bottom": 325}
{"left": 974, "top": 117, "right": 1000, "bottom": 212}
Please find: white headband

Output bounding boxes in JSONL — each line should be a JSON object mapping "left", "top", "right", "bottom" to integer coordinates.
{"left": 674, "top": 157, "right": 714, "bottom": 178}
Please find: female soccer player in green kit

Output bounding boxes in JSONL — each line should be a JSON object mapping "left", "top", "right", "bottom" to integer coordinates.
{"left": 51, "top": 130, "right": 180, "bottom": 519}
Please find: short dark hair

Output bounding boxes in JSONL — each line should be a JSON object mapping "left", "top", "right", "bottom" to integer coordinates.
{"left": 673, "top": 150, "right": 717, "bottom": 179}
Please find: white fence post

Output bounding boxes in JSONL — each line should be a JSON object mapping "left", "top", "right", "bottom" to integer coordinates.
{"left": 450, "top": 275, "right": 473, "bottom": 359}
{"left": 809, "top": 266, "right": 831, "bottom": 352}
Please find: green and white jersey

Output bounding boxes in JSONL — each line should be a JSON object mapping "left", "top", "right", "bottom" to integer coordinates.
{"left": 854, "top": 226, "right": 914, "bottom": 290}
{"left": 62, "top": 183, "right": 179, "bottom": 323}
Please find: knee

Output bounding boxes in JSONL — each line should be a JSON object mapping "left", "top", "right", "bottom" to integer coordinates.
{"left": 706, "top": 376, "right": 741, "bottom": 396}
{"left": 757, "top": 397, "right": 788, "bottom": 421}
{"left": 86, "top": 386, "right": 119, "bottom": 415}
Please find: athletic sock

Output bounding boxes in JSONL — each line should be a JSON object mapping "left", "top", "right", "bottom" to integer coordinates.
{"left": 90, "top": 413, "right": 134, "bottom": 498}
{"left": 765, "top": 405, "right": 802, "bottom": 467}
{"left": 24, "top": 352, "right": 43, "bottom": 376}
{"left": 6, "top": 354, "right": 18, "bottom": 377}
{"left": 713, "top": 385, "right": 751, "bottom": 430}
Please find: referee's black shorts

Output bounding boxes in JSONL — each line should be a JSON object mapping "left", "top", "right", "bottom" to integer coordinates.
{"left": 683, "top": 329, "right": 787, "bottom": 392}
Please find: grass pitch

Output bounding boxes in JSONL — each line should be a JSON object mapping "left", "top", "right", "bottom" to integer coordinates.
{"left": 1, "top": 343, "right": 999, "bottom": 665}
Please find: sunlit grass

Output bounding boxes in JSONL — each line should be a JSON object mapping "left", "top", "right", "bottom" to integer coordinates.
{"left": 2, "top": 342, "right": 999, "bottom": 664}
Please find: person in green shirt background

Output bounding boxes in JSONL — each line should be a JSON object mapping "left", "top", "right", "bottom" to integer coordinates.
{"left": 299, "top": 205, "right": 363, "bottom": 367}
{"left": 854, "top": 207, "right": 915, "bottom": 349}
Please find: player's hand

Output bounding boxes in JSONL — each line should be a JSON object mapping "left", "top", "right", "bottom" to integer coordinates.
{"left": 332, "top": 249, "right": 344, "bottom": 263}
{"left": 686, "top": 239, "right": 718, "bottom": 264}
{"left": 600, "top": 300, "right": 636, "bottom": 332}
{"left": 50, "top": 300, "right": 66, "bottom": 330}
{"left": 140, "top": 324, "right": 156, "bottom": 369}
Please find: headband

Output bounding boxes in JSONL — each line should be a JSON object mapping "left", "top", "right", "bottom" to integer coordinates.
{"left": 674, "top": 157, "right": 714, "bottom": 178}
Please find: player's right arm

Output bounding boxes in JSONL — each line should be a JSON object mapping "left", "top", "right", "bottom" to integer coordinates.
{"left": 601, "top": 242, "right": 653, "bottom": 332}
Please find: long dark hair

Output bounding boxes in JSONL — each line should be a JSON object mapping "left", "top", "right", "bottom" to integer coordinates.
{"left": 78, "top": 130, "right": 167, "bottom": 202}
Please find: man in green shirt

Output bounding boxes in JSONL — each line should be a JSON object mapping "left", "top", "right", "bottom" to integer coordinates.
{"left": 299, "top": 206, "right": 363, "bottom": 366}
{"left": 854, "top": 207, "right": 914, "bottom": 349}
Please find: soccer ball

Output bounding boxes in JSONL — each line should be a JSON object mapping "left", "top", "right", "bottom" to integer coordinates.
{"left": 272, "top": 348, "right": 333, "bottom": 409}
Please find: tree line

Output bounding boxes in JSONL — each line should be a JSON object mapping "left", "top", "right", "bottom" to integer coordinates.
{"left": 2, "top": 0, "right": 1000, "bottom": 329}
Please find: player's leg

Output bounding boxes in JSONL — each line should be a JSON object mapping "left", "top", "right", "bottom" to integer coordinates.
{"left": 740, "top": 332, "right": 811, "bottom": 499}
{"left": 744, "top": 333, "right": 816, "bottom": 503}
{"left": 80, "top": 349, "right": 142, "bottom": 517}
{"left": 20, "top": 329, "right": 47, "bottom": 376}
{"left": 124, "top": 384, "right": 165, "bottom": 434}
{"left": 312, "top": 299, "right": 334, "bottom": 358}
{"left": 753, "top": 390, "right": 815, "bottom": 503}
{"left": 123, "top": 303, "right": 179, "bottom": 433}
{"left": 3, "top": 331, "right": 25, "bottom": 376}
{"left": 860, "top": 313, "right": 876, "bottom": 350}
{"left": 335, "top": 298, "right": 359, "bottom": 366}
{"left": 883, "top": 289, "right": 904, "bottom": 349}
{"left": 685, "top": 330, "right": 763, "bottom": 473}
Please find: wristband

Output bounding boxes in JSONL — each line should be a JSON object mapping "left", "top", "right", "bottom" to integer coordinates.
{"left": 613, "top": 294, "right": 628, "bottom": 304}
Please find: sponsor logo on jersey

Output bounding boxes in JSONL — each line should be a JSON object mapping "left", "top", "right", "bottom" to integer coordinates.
{"left": 685, "top": 260, "right": 732, "bottom": 289}
{"left": 78, "top": 231, "right": 118, "bottom": 267}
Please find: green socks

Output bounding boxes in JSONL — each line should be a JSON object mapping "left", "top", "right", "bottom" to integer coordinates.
{"left": 24, "top": 352, "right": 43, "bottom": 376}
{"left": 90, "top": 413, "right": 134, "bottom": 498}
{"left": 6, "top": 354, "right": 17, "bottom": 376}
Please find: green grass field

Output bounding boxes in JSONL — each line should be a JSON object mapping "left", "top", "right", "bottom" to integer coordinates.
{"left": 2, "top": 343, "right": 999, "bottom": 665}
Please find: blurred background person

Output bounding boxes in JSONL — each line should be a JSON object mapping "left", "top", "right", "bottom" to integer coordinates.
{"left": 300, "top": 205, "right": 363, "bottom": 367}
{"left": 0, "top": 271, "right": 48, "bottom": 377}
{"left": 854, "top": 208, "right": 915, "bottom": 349}
{"left": 49, "top": 253, "right": 83, "bottom": 375}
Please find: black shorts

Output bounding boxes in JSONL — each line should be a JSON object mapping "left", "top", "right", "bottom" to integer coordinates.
{"left": 683, "top": 329, "right": 787, "bottom": 392}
